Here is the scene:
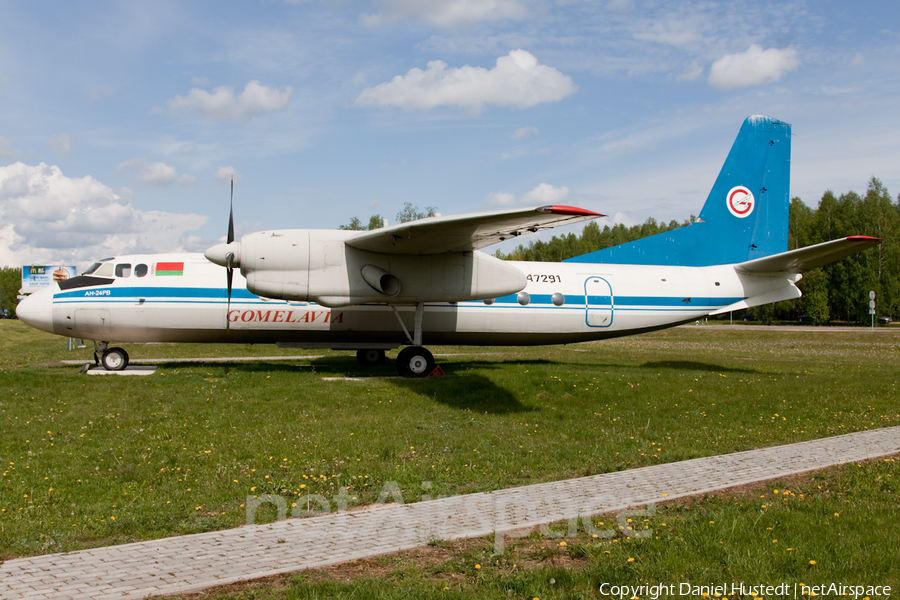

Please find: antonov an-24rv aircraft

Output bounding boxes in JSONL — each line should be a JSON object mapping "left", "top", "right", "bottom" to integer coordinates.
{"left": 16, "top": 116, "right": 881, "bottom": 377}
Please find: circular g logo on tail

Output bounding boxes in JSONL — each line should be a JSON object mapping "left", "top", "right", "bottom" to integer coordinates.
{"left": 726, "top": 186, "right": 755, "bottom": 218}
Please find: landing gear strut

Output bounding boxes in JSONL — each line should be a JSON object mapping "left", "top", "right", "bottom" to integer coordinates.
{"left": 94, "top": 341, "right": 130, "bottom": 371}
{"left": 391, "top": 303, "right": 438, "bottom": 378}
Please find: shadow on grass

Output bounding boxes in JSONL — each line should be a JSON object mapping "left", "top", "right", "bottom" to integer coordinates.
{"left": 152, "top": 361, "right": 316, "bottom": 374}
{"left": 640, "top": 360, "right": 760, "bottom": 374}
{"left": 391, "top": 372, "right": 536, "bottom": 414}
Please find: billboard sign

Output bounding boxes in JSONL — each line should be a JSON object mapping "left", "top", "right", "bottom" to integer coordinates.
{"left": 21, "top": 265, "right": 78, "bottom": 293}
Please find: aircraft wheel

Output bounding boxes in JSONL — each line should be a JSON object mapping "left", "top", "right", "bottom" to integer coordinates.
{"left": 396, "top": 346, "right": 434, "bottom": 378}
{"left": 102, "top": 347, "right": 129, "bottom": 371}
{"left": 356, "top": 349, "right": 386, "bottom": 366}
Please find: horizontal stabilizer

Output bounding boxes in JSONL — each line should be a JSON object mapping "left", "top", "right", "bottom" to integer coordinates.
{"left": 736, "top": 236, "right": 882, "bottom": 274}
{"left": 346, "top": 205, "right": 603, "bottom": 255}
{"left": 709, "top": 284, "right": 802, "bottom": 316}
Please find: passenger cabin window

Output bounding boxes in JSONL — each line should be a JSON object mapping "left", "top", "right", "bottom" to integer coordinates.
{"left": 115, "top": 264, "right": 132, "bottom": 278}
{"left": 134, "top": 264, "right": 148, "bottom": 277}
{"left": 93, "top": 263, "right": 115, "bottom": 277}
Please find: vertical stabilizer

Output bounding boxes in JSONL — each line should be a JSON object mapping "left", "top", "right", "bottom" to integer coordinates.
{"left": 567, "top": 116, "right": 791, "bottom": 266}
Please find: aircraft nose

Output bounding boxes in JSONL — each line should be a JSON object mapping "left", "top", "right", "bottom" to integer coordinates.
{"left": 15, "top": 286, "right": 56, "bottom": 334}
{"left": 204, "top": 241, "right": 241, "bottom": 268}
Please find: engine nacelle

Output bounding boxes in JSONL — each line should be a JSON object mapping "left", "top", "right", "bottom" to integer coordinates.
{"left": 235, "top": 229, "right": 526, "bottom": 306}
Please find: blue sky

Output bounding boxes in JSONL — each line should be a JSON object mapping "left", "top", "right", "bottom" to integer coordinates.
{"left": 1, "top": 0, "right": 899, "bottom": 268}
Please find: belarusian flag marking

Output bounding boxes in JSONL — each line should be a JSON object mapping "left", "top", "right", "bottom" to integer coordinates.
{"left": 156, "top": 262, "right": 184, "bottom": 276}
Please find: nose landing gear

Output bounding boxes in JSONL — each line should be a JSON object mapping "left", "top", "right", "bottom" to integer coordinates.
{"left": 93, "top": 341, "right": 130, "bottom": 371}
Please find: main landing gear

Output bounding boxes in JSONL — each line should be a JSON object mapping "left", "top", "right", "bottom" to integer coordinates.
{"left": 356, "top": 349, "right": 387, "bottom": 366}
{"left": 395, "top": 346, "right": 436, "bottom": 378}
{"left": 93, "top": 341, "right": 130, "bottom": 371}
{"left": 390, "top": 302, "right": 440, "bottom": 378}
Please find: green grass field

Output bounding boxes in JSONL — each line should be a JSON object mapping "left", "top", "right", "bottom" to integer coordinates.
{"left": 1, "top": 320, "right": 898, "bottom": 598}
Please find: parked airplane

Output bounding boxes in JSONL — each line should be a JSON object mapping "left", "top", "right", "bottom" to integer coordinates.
{"left": 16, "top": 116, "right": 880, "bottom": 377}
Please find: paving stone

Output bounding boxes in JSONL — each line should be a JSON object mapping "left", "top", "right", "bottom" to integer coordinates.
{"left": 1, "top": 427, "right": 898, "bottom": 599}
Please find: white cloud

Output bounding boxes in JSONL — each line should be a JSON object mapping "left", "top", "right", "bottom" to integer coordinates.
{"left": 708, "top": 45, "right": 800, "bottom": 89}
{"left": 191, "top": 75, "right": 210, "bottom": 86}
{"left": 0, "top": 136, "right": 26, "bottom": 160}
{"left": 167, "top": 80, "right": 292, "bottom": 120}
{"left": 851, "top": 52, "right": 865, "bottom": 67}
{"left": 522, "top": 182, "right": 569, "bottom": 205}
{"left": 676, "top": 60, "right": 703, "bottom": 83}
{"left": 356, "top": 50, "right": 575, "bottom": 112}
{"left": 486, "top": 183, "right": 569, "bottom": 206}
{"left": 0, "top": 162, "right": 207, "bottom": 267}
{"left": 116, "top": 159, "right": 195, "bottom": 186}
{"left": 511, "top": 126, "right": 538, "bottom": 140}
{"left": 485, "top": 191, "right": 516, "bottom": 206}
{"left": 46, "top": 133, "right": 73, "bottom": 157}
{"left": 215, "top": 166, "right": 242, "bottom": 183}
{"left": 362, "top": 0, "right": 527, "bottom": 28}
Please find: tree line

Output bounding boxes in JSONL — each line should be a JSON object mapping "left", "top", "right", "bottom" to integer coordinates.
{"left": 0, "top": 267, "right": 20, "bottom": 314}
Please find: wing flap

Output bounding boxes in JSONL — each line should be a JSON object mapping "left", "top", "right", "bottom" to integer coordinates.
{"left": 736, "top": 236, "right": 881, "bottom": 274}
{"left": 345, "top": 205, "right": 603, "bottom": 255}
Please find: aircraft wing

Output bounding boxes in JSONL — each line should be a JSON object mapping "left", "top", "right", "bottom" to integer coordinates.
{"left": 345, "top": 205, "right": 604, "bottom": 255}
{"left": 736, "top": 236, "right": 882, "bottom": 273}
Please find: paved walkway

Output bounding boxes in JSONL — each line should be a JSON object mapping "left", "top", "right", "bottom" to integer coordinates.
{"left": 3, "top": 427, "right": 899, "bottom": 600}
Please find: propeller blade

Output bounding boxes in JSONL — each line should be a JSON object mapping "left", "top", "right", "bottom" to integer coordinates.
{"left": 225, "top": 253, "right": 234, "bottom": 331}
{"left": 227, "top": 176, "right": 235, "bottom": 245}
{"left": 226, "top": 175, "right": 235, "bottom": 331}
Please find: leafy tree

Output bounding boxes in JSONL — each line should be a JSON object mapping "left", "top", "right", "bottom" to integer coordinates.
{"left": 340, "top": 203, "right": 436, "bottom": 230}
{"left": 495, "top": 217, "right": 691, "bottom": 262}
{"left": 339, "top": 214, "right": 385, "bottom": 231}
{"left": 802, "top": 269, "right": 831, "bottom": 325}
{"left": 788, "top": 196, "right": 815, "bottom": 250}
{"left": 367, "top": 214, "right": 386, "bottom": 230}
{"left": 0, "top": 267, "right": 22, "bottom": 314}
{"left": 396, "top": 203, "right": 437, "bottom": 223}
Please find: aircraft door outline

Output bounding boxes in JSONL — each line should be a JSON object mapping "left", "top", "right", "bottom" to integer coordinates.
{"left": 584, "top": 276, "right": 613, "bottom": 328}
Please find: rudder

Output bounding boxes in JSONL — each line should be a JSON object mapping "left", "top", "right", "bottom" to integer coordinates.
{"left": 566, "top": 116, "right": 791, "bottom": 266}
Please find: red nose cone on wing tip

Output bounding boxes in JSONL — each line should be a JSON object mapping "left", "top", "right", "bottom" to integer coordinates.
{"left": 536, "top": 205, "right": 606, "bottom": 217}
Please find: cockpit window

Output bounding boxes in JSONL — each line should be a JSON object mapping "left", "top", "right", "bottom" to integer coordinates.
{"left": 83, "top": 262, "right": 102, "bottom": 275}
{"left": 83, "top": 258, "right": 114, "bottom": 276}
{"left": 134, "top": 264, "right": 148, "bottom": 277}
{"left": 115, "top": 263, "right": 132, "bottom": 278}
{"left": 93, "top": 263, "right": 115, "bottom": 277}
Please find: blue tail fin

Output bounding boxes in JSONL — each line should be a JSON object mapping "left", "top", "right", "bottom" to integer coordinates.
{"left": 566, "top": 115, "right": 791, "bottom": 266}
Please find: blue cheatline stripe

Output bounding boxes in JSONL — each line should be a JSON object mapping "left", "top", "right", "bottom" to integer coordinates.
{"left": 53, "top": 285, "right": 745, "bottom": 311}
{"left": 491, "top": 294, "right": 743, "bottom": 308}
{"left": 54, "top": 286, "right": 259, "bottom": 301}
{"left": 615, "top": 295, "right": 743, "bottom": 307}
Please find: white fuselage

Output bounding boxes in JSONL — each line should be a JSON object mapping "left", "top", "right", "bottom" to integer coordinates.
{"left": 18, "top": 252, "right": 795, "bottom": 348}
